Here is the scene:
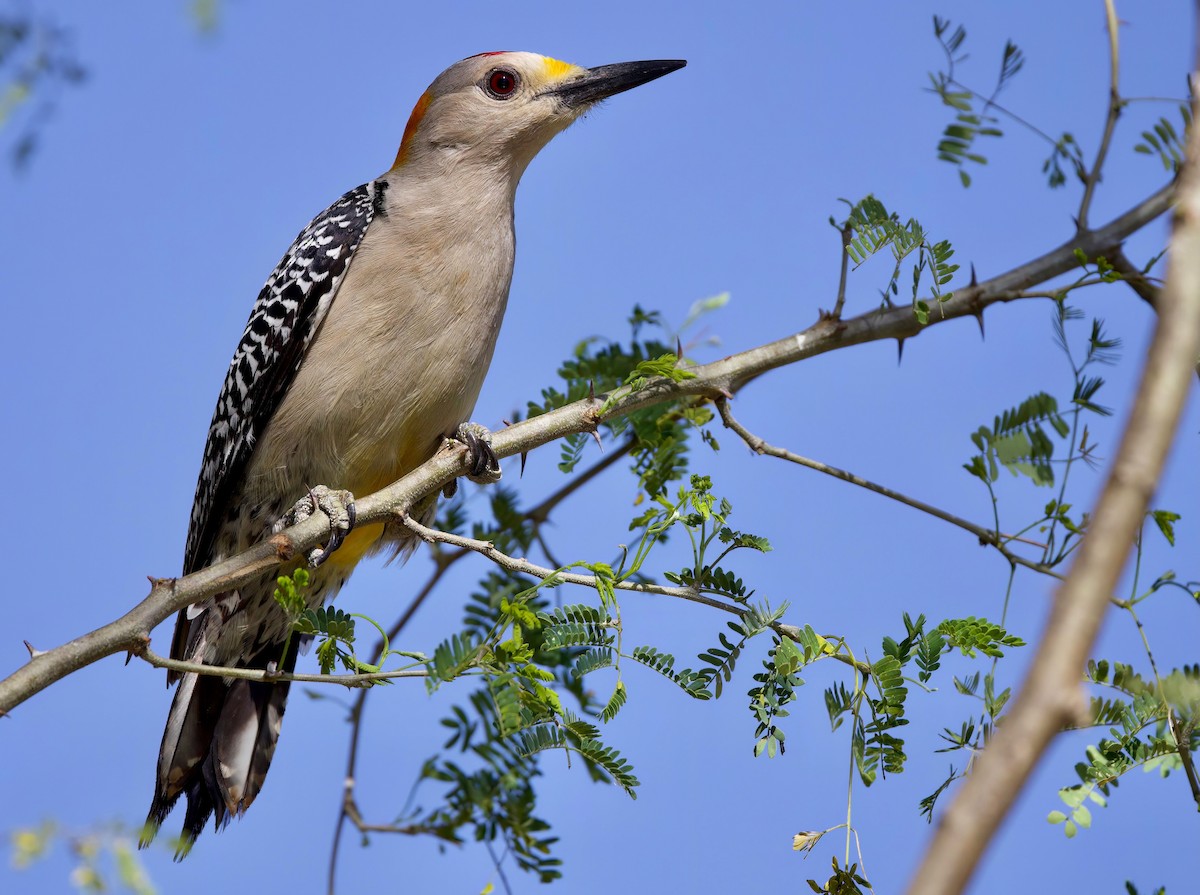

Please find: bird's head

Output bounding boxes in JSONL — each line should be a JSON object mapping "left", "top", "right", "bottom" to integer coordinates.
{"left": 391, "top": 52, "right": 685, "bottom": 179}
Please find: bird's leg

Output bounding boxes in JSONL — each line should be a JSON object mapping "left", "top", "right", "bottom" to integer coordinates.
{"left": 273, "top": 485, "right": 357, "bottom": 567}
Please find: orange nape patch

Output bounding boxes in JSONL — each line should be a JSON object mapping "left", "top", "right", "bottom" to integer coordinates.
{"left": 392, "top": 89, "right": 433, "bottom": 169}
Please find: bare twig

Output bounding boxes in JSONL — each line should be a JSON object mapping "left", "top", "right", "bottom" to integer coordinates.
{"left": 1077, "top": 0, "right": 1123, "bottom": 230}
{"left": 831, "top": 223, "right": 852, "bottom": 319}
{"left": 0, "top": 180, "right": 1174, "bottom": 717}
{"left": 906, "top": 34, "right": 1200, "bottom": 892}
{"left": 138, "top": 647, "right": 428, "bottom": 685}
{"left": 714, "top": 399, "right": 1064, "bottom": 580}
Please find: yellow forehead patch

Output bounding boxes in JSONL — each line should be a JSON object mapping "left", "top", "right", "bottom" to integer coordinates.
{"left": 541, "top": 56, "right": 581, "bottom": 80}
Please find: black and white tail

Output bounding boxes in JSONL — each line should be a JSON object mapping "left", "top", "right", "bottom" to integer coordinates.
{"left": 141, "top": 642, "right": 297, "bottom": 858}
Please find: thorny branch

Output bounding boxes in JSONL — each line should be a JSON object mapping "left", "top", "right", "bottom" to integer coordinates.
{"left": 0, "top": 177, "right": 1175, "bottom": 717}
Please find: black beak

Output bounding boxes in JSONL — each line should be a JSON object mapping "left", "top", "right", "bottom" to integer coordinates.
{"left": 548, "top": 59, "right": 686, "bottom": 108}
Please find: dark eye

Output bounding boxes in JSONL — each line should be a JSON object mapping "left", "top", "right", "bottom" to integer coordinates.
{"left": 485, "top": 68, "right": 519, "bottom": 99}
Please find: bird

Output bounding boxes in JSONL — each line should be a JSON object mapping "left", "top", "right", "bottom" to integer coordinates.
{"left": 140, "top": 52, "right": 685, "bottom": 855}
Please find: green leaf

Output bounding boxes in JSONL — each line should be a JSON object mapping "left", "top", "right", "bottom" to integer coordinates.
{"left": 1151, "top": 509, "right": 1181, "bottom": 546}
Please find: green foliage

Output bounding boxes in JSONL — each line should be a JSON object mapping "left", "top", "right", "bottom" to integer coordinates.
{"left": 1125, "top": 884, "right": 1167, "bottom": 895}
{"left": 748, "top": 634, "right": 815, "bottom": 758}
{"left": 538, "top": 603, "right": 616, "bottom": 650}
{"left": 928, "top": 17, "right": 1023, "bottom": 187}
{"left": 1043, "top": 652, "right": 1200, "bottom": 836}
{"left": 629, "top": 645, "right": 711, "bottom": 700}
{"left": 522, "top": 303, "right": 723, "bottom": 495}
{"left": 271, "top": 567, "right": 310, "bottom": 618}
{"left": 963, "top": 392, "right": 1067, "bottom": 488}
{"left": 934, "top": 617, "right": 1025, "bottom": 659}
{"left": 9, "top": 823, "right": 156, "bottom": 895}
{"left": 406, "top": 574, "right": 640, "bottom": 882}
{"left": 807, "top": 856, "right": 871, "bottom": 894}
{"left": 600, "top": 680, "right": 627, "bottom": 723}
{"left": 1043, "top": 131, "right": 1085, "bottom": 188}
{"left": 838, "top": 194, "right": 958, "bottom": 320}
{"left": 695, "top": 604, "right": 785, "bottom": 698}
{"left": 427, "top": 632, "right": 483, "bottom": 686}
{"left": 1150, "top": 509, "right": 1181, "bottom": 547}
{"left": 1133, "top": 105, "right": 1191, "bottom": 172}
{"left": 273, "top": 570, "right": 401, "bottom": 676}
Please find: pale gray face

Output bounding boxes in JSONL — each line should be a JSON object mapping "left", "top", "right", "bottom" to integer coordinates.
{"left": 392, "top": 52, "right": 685, "bottom": 176}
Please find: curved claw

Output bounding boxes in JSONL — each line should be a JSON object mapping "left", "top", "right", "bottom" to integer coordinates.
{"left": 455, "top": 422, "right": 502, "bottom": 484}
{"left": 275, "top": 485, "right": 357, "bottom": 568}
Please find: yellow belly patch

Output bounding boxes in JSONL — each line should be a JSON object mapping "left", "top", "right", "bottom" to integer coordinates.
{"left": 320, "top": 522, "right": 386, "bottom": 573}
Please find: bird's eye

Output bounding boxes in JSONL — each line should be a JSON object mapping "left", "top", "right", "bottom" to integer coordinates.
{"left": 485, "top": 69, "right": 519, "bottom": 99}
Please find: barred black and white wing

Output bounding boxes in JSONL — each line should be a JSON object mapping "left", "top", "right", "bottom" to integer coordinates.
{"left": 184, "top": 181, "right": 383, "bottom": 575}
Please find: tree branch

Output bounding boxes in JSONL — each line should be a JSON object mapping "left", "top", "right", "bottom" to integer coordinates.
{"left": 0, "top": 178, "right": 1174, "bottom": 717}
{"left": 906, "top": 42, "right": 1200, "bottom": 894}
{"left": 1077, "top": 0, "right": 1123, "bottom": 232}
{"left": 714, "top": 399, "right": 1064, "bottom": 580}
{"left": 137, "top": 647, "right": 428, "bottom": 686}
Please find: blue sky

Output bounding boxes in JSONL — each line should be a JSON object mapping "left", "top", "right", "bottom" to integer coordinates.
{"left": 2, "top": 1, "right": 1197, "bottom": 893}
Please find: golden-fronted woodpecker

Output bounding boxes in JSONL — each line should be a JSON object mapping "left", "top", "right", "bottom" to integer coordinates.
{"left": 141, "top": 52, "right": 685, "bottom": 853}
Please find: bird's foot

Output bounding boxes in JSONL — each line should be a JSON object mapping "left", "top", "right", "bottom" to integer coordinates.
{"left": 442, "top": 422, "right": 501, "bottom": 497}
{"left": 273, "top": 485, "right": 357, "bottom": 567}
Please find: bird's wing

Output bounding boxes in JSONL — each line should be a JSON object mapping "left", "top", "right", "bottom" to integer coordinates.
{"left": 183, "top": 180, "right": 384, "bottom": 578}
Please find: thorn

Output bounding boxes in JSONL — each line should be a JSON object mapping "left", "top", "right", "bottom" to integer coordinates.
{"left": 588, "top": 380, "right": 595, "bottom": 401}
{"left": 716, "top": 386, "right": 733, "bottom": 400}
{"left": 502, "top": 418, "right": 513, "bottom": 428}
{"left": 125, "top": 650, "right": 135, "bottom": 666}
{"left": 23, "top": 640, "right": 45, "bottom": 659}
{"left": 676, "top": 336, "right": 683, "bottom": 358}
{"left": 974, "top": 308, "right": 986, "bottom": 340}
{"left": 969, "top": 262, "right": 978, "bottom": 288}
{"left": 896, "top": 338, "right": 906, "bottom": 365}
{"left": 590, "top": 430, "right": 603, "bottom": 450}
{"left": 520, "top": 452, "right": 528, "bottom": 477}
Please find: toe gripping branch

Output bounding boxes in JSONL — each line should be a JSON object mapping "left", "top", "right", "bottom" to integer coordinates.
{"left": 274, "top": 485, "right": 357, "bottom": 568}
{"left": 444, "top": 422, "right": 502, "bottom": 498}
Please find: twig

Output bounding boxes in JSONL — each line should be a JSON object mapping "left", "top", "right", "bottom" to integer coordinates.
{"left": 0, "top": 179, "right": 1174, "bottom": 717}
{"left": 399, "top": 512, "right": 740, "bottom": 613}
{"left": 1077, "top": 0, "right": 1123, "bottom": 231}
{"left": 831, "top": 224, "right": 852, "bottom": 319}
{"left": 137, "top": 647, "right": 428, "bottom": 685}
{"left": 715, "top": 399, "right": 1064, "bottom": 580}
{"left": 906, "top": 29, "right": 1200, "bottom": 890}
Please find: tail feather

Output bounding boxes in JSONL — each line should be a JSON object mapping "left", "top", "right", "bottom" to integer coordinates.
{"left": 142, "top": 641, "right": 297, "bottom": 855}
{"left": 210, "top": 673, "right": 292, "bottom": 814}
